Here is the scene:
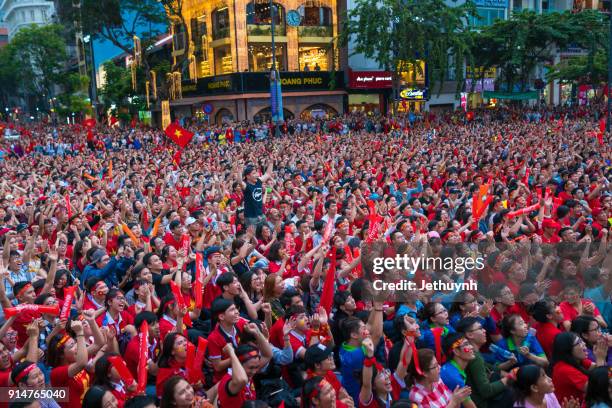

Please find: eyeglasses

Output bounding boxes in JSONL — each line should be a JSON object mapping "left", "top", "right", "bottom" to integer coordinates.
{"left": 586, "top": 327, "right": 601, "bottom": 333}
{"left": 467, "top": 325, "right": 484, "bottom": 332}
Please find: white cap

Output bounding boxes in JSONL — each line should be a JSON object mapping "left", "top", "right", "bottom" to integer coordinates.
{"left": 185, "top": 217, "right": 197, "bottom": 226}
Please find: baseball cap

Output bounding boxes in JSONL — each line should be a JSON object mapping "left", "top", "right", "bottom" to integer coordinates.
{"left": 304, "top": 343, "right": 333, "bottom": 367}
{"left": 90, "top": 249, "right": 106, "bottom": 264}
{"left": 541, "top": 218, "right": 560, "bottom": 231}
{"left": 185, "top": 217, "right": 197, "bottom": 226}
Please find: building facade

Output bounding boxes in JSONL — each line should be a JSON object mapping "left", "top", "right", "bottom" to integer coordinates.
{"left": 0, "top": 0, "right": 54, "bottom": 40}
{"left": 170, "top": 0, "right": 345, "bottom": 123}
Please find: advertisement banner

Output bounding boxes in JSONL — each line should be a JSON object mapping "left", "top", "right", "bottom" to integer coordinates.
{"left": 161, "top": 100, "right": 171, "bottom": 130}
{"left": 348, "top": 71, "right": 393, "bottom": 89}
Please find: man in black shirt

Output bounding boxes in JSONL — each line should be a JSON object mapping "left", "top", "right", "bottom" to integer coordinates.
{"left": 242, "top": 161, "right": 273, "bottom": 227}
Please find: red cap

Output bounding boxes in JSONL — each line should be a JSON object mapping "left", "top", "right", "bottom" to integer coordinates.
{"left": 542, "top": 218, "right": 560, "bottom": 231}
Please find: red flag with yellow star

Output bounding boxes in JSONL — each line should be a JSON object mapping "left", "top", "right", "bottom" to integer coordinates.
{"left": 164, "top": 122, "right": 194, "bottom": 148}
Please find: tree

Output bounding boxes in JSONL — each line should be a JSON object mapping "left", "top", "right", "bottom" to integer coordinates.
{"left": 340, "top": 0, "right": 477, "bottom": 114}
{"left": 60, "top": 0, "right": 188, "bottom": 104}
{"left": 55, "top": 73, "right": 92, "bottom": 118}
{"left": 474, "top": 11, "right": 576, "bottom": 93}
{"left": 0, "top": 46, "right": 19, "bottom": 108}
{"left": 99, "top": 61, "right": 133, "bottom": 108}
{"left": 546, "top": 10, "right": 608, "bottom": 98}
{"left": 5, "top": 24, "right": 68, "bottom": 105}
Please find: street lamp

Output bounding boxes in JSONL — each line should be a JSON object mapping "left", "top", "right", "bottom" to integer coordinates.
{"left": 83, "top": 35, "right": 98, "bottom": 115}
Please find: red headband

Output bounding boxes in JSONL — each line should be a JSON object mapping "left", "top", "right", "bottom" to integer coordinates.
{"left": 56, "top": 335, "right": 71, "bottom": 349}
{"left": 238, "top": 349, "right": 260, "bottom": 363}
{"left": 14, "top": 363, "right": 36, "bottom": 383}
{"left": 16, "top": 283, "right": 32, "bottom": 298}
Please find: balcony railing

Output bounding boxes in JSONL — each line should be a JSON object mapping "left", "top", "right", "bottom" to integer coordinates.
{"left": 247, "top": 24, "right": 286, "bottom": 37}
{"left": 212, "top": 27, "right": 230, "bottom": 41}
{"left": 298, "top": 25, "right": 333, "bottom": 38}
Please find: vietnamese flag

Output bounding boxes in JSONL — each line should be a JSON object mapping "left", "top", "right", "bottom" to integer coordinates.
{"left": 599, "top": 118, "right": 606, "bottom": 133}
{"left": 109, "top": 116, "right": 119, "bottom": 127}
{"left": 165, "top": 123, "right": 194, "bottom": 149}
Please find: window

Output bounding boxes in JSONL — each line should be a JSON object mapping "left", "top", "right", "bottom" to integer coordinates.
{"left": 470, "top": 7, "right": 505, "bottom": 26}
{"left": 214, "top": 45, "right": 232, "bottom": 74}
{"left": 248, "top": 43, "right": 286, "bottom": 72}
{"left": 298, "top": 46, "right": 330, "bottom": 71}
{"left": 212, "top": 7, "right": 230, "bottom": 40}
{"left": 172, "top": 23, "right": 186, "bottom": 51}
{"left": 246, "top": 3, "right": 285, "bottom": 36}
{"left": 21, "top": 11, "right": 25, "bottom": 21}
{"left": 300, "top": 6, "right": 332, "bottom": 26}
{"left": 30, "top": 10, "right": 35, "bottom": 21}
{"left": 42, "top": 9, "right": 47, "bottom": 20}
{"left": 246, "top": 2, "right": 283, "bottom": 25}
{"left": 191, "top": 15, "right": 207, "bottom": 53}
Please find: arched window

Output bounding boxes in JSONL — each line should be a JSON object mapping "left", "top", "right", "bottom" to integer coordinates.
{"left": 246, "top": 2, "right": 285, "bottom": 25}
{"left": 216, "top": 108, "right": 234, "bottom": 124}
{"left": 301, "top": 103, "right": 337, "bottom": 119}
{"left": 212, "top": 7, "right": 230, "bottom": 40}
{"left": 299, "top": 5, "right": 332, "bottom": 26}
{"left": 253, "top": 107, "right": 294, "bottom": 124}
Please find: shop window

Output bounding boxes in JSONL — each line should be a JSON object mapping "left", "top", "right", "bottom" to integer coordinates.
{"left": 301, "top": 103, "right": 337, "bottom": 119}
{"left": 214, "top": 46, "right": 233, "bottom": 74}
{"left": 212, "top": 7, "right": 230, "bottom": 40}
{"left": 298, "top": 46, "right": 330, "bottom": 71}
{"left": 248, "top": 43, "right": 287, "bottom": 72}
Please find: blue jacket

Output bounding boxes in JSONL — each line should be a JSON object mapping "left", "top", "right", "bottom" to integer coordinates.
{"left": 80, "top": 257, "right": 123, "bottom": 288}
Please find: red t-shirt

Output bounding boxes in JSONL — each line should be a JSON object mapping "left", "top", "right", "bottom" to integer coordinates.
{"left": 552, "top": 360, "right": 591, "bottom": 404}
{"left": 207, "top": 319, "right": 248, "bottom": 384}
{"left": 158, "top": 315, "right": 188, "bottom": 342}
{"left": 534, "top": 322, "right": 561, "bottom": 359}
{"left": 217, "top": 373, "right": 256, "bottom": 407}
{"left": 163, "top": 232, "right": 183, "bottom": 250}
{"left": 50, "top": 366, "right": 91, "bottom": 408}
{"left": 123, "top": 334, "right": 160, "bottom": 379}
{"left": 559, "top": 300, "right": 600, "bottom": 323}
{"left": 156, "top": 361, "right": 186, "bottom": 398}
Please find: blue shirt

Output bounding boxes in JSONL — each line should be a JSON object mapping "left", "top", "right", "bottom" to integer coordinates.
{"left": 584, "top": 285, "right": 612, "bottom": 328}
{"left": 441, "top": 360, "right": 468, "bottom": 391}
{"left": 494, "top": 334, "right": 545, "bottom": 367}
{"left": 339, "top": 343, "right": 365, "bottom": 405}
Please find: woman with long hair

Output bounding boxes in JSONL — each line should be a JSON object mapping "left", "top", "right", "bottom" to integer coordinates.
{"left": 155, "top": 333, "right": 189, "bottom": 398}
{"left": 82, "top": 384, "right": 119, "bottom": 408}
{"left": 408, "top": 348, "right": 471, "bottom": 408}
{"left": 47, "top": 320, "right": 91, "bottom": 408}
{"left": 551, "top": 332, "right": 607, "bottom": 405}
{"left": 93, "top": 352, "right": 137, "bottom": 407}
{"left": 417, "top": 302, "right": 456, "bottom": 363}
{"left": 160, "top": 376, "right": 212, "bottom": 408}
{"left": 510, "top": 365, "right": 561, "bottom": 408}
{"left": 584, "top": 367, "right": 612, "bottom": 408}
{"left": 262, "top": 273, "right": 285, "bottom": 324}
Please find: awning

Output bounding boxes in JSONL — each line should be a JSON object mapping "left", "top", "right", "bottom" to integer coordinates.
{"left": 483, "top": 91, "right": 538, "bottom": 100}
{"left": 170, "top": 90, "right": 347, "bottom": 106}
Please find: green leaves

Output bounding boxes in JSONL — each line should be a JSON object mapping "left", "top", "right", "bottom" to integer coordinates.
{"left": 3, "top": 24, "right": 68, "bottom": 96}
{"left": 340, "top": 0, "right": 476, "bottom": 104}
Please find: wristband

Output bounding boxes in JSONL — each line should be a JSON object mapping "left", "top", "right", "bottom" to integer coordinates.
{"left": 363, "top": 356, "right": 376, "bottom": 367}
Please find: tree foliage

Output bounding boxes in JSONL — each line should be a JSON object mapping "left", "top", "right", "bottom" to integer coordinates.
{"left": 60, "top": 0, "right": 188, "bottom": 105}
{"left": 340, "top": 0, "right": 477, "bottom": 113}
{"left": 4, "top": 24, "right": 68, "bottom": 99}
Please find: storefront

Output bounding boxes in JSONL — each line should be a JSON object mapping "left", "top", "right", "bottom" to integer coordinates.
{"left": 397, "top": 87, "right": 428, "bottom": 113}
{"left": 173, "top": 70, "right": 346, "bottom": 124}
{"left": 347, "top": 71, "right": 392, "bottom": 114}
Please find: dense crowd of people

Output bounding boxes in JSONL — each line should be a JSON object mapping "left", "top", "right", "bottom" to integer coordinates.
{"left": 0, "top": 106, "right": 610, "bottom": 408}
